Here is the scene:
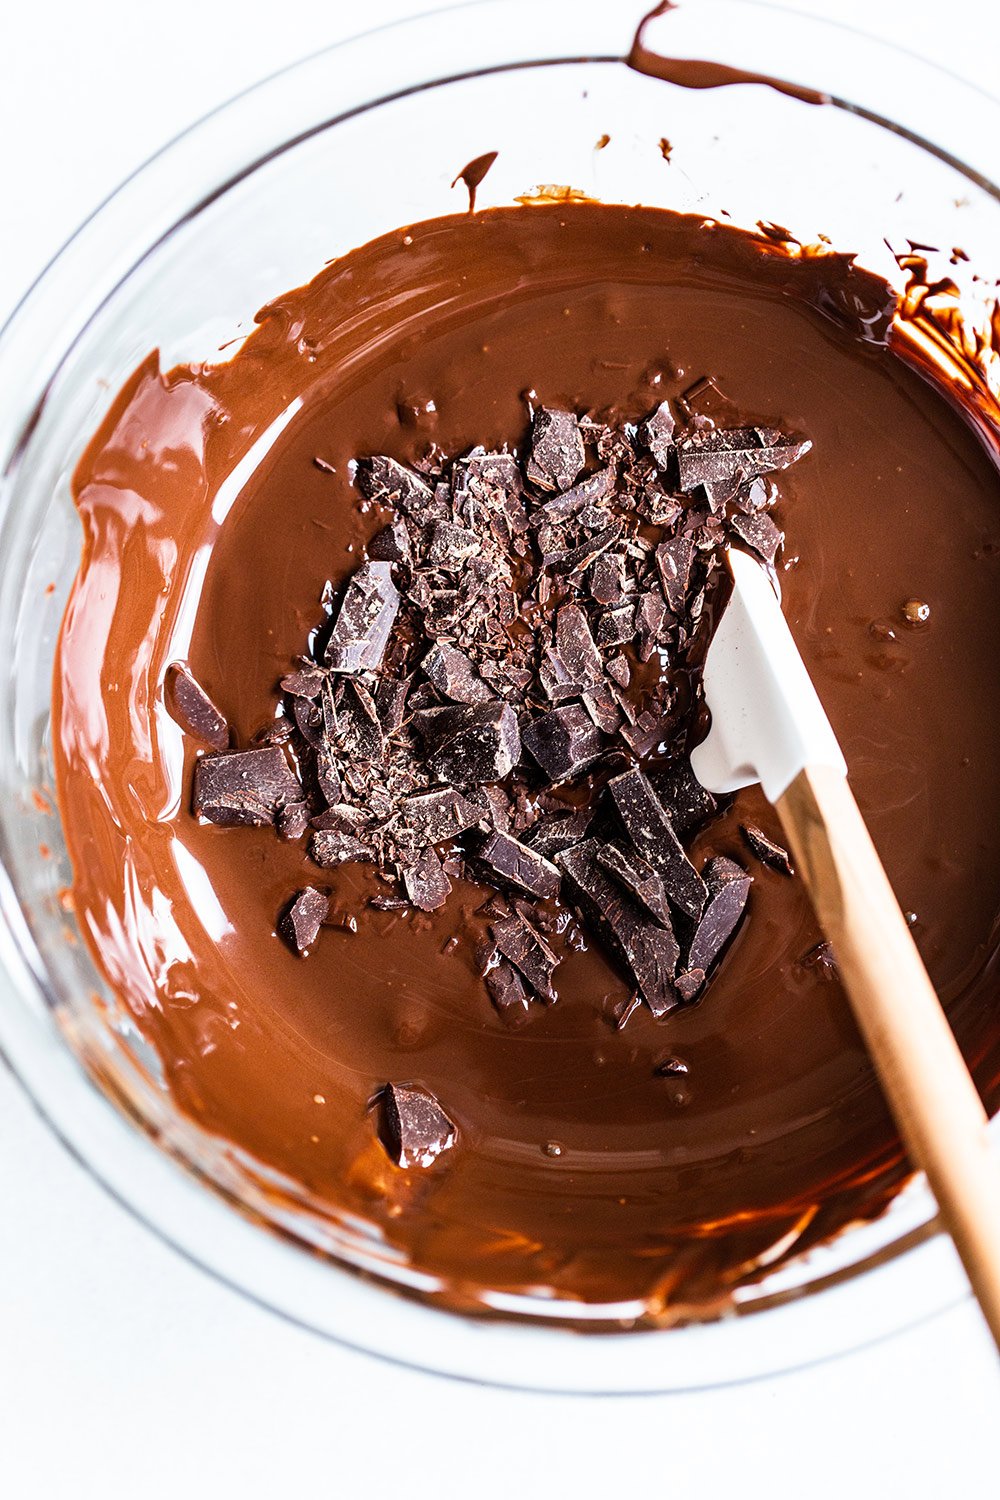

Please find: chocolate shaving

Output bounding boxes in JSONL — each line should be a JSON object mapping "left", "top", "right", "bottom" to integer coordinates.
{"left": 741, "top": 823, "right": 794, "bottom": 875}
{"left": 165, "top": 663, "right": 229, "bottom": 751}
{"left": 381, "top": 1083, "right": 456, "bottom": 1168}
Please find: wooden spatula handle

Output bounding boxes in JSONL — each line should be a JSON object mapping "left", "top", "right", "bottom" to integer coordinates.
{"left": 776, "top": 764, "right": 1000, "bottom": 1352}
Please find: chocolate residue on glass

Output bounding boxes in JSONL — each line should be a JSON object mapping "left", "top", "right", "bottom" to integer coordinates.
{"left": 452, "top": 151, "right": 499, "bottom": 214}
{"left": 53, "top": 203, "right": 1000, "bottom": 1321}
{"left": 628, "top": 1, "right": 831, "bottom": 106}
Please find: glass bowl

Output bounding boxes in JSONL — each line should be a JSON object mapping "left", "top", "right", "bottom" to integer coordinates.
{"left": 1, "top": 0, "right": 998, "bottom": 1393}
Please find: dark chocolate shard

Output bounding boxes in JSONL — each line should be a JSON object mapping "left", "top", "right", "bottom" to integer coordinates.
{"left": 619, "top": 707, "right": 672, "bottom": 759}
{"left": 533, "top": 465, "right": 615, "bottom": 525}
{"left": 193, "top": 747, "right": 301, "bottom": 828}
{"left": 641, "top": 399, "right": 676, "bottom": 469}
{"left": 492, "top": 912, "right": 560, "bottom": 1000}
{"left": 525, "top": 408, "right": 586, "bottom": 492}
{"left": 398, "top": 787, "right": 484, "bottom": 844}
{"left": 676, "top": 427, "right": 811, "bottom": 509}
{"left": 333, "top": 679, "right": 385, "bottom": 763}
{"left": 729, "top": 509, "right": 784, "bottom": 568}
{"left": 420, "top": 701, "right": 520, "bottom": 784}
{"left": 367, "top": 518, "right": 412, "bottom": 566}
{"left": 741, "top": 823, "right": 794, "bottom": 875}
{"left": 281, "top": 666, "right": 327, "bottom": 700}
{"left": 484, "top": 957, "right": 533, "bottom": 1028}
{"left": 596, "top": 841, "right": 674, "bottom": 927}
{"left": 309, "top": 829, "right": 373, "bottom": 869}
{"left": 589, "top": 551, "right": 626, "bottom": 606}
{"left": 542, "top": 521, "right": 622, "bottom": 575}
{"left": 374, "top": 676, "right": 411, "bottom": 734}
{"left": 635, "top": 590, "right": 668, "bottom": 662}
{"left": 595, "top": 602, "right": 636, "bottom": 648}
{"left": 422, "top": 642, "right": 494, "bottom": 704}
{"left": 279, "top": 887, "right": 329, "bottom": 956}
{"left": 354, "top": 455, "right": 438, "bottom": 519}
{"left": 324, "top": 561, "right": 400, "bottom": 674}
{"left": 650, "top": 758, "right": 717, "bottom": 839}
{"left": 655, "top": 537, "right": 694, "bottom": 615}
{"left": 554, "top": 603, "right": 604, "bottom": 690}
{"left": 277, "top": 800, "right": 311, "bottom": 842}
{"left": 165, "top": 663, "right": 229, "bottom": 751}
{"left": 521, "top": 704, "right": 604, "bottom": 783}
{"left": 557, "top": 840, "right": 680, "bottom": 1018}
{"left": 381, "top": 1083, "right": 456, "bottom": 1169}
{"left": 427, "top": 520, "right": 482, "bottom": 569}
{"left": 606, "top": 768, "right": 707, "bottom": 921}
{"left": 524, "top": 806, "right": 594, "bottom": 860}
{"left": 477, "top": 829, "right": 561, "bottom": 900}
{"left": 311, "top": 802, "right": 374, "bottom": 835}
{"left": 582, "top": 684, "right": 624, "bottom": 735}
{"left": 674, "top": 969, "right": 706, "bottom": 1003}
{"left": 403, "top": 847, "right": 452, "bottom": 912}
{"left": 687, "top": 856, "right": 752, "bottom": 973}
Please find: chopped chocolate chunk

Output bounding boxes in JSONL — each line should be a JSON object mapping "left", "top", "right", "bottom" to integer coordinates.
{"left": 741, "top": 823, "right": 794, "bottom": 875}
{"left": 279, "top": 887, "right": 329, "bottom": 956}
{"left": 619, "top": 707, "right": 672, "bottom": 758}
{"left": 655, "top": 1054, "right": 690, "bottom": 1078}
{"left": 477, "top": 829, "right": 561, "bottom": 900}
{"left": 729, "top": 509, "right": 784, "bottom": 567}
{"left": 521, "top": 704, "right": 604, "bottom": 782}
{"left": 607, "top": 768, "right": 707, "bottom": 921}
{"left": 281, "top": 666, "right": 326, "bottom": 700}
{"left": 542, "top": 521, "right": 622, "bottom": 575}
{"left": 674, "top": 969, "right": 706, "bottom": 1003}
{"left": 420, "top": 701, "right": 520, "bottom": 784}
{"left": 589, "top": 551, "right": 626, "bottom": 605}
{"left": 367, "top": 518, "right": 412, "bottom": 565}
{"left": 676, "top": 426, "right": 811, "bottom": 509}
{"left": 582, "top": 684, "right": 624, "bottom": 735}
{"left": 403, "top": 847, "right": 452, "bottom": 911}
{"left": 484, "top": 957, "right": 533, "bottom": 1028}
{"left": 557, "top": 840, "right": 679, "bottom": 1017}
{"left": 422, "top": 642, "right": 494, "bottom": 704}
{"left": 324, "top": 561, "right": 400, "bottom": 673}
{"left": 333, "top": 679, "right": 385, "bottom": 763}
{"left": 277, "top": 800, "right": 311, "bottom": 841}
{"left": 427, "top": 520, "right": 482, "bottom": 569}
{"left": 655, "top": 537, "right": 694, "bottom": 615}
{"left": 650, "top": 758, "right": 716, "bottom": 839}
{"left": 687, "top": 856, "right": 752, "bottom": 973}
{"left": 595, "top": 602, "right": 636, "bottom": 647}
{"left": 596, "top": 841, "right": 674, "bottom": 927}
{"left": 492, "top": 912, "right": 560, "bottom": 1000}
{"left": 374, "top": 677, "right": 411, "bottom": 734}
{"left": 524, "top": 806, "right": 593, "bottom": 860}
{"left": 311, "top": 802, "right": 374, "bottom": 835}
{"left": 605, "top": 653, "right": 630, "bottom": 689}
{"left": 381, "top": 1083, "right": 456, "bottom": 1169}
{"left": 525, "top": 408, "right": 586, "bottom": 492}
{"left": 641, "top": 400, "right": 676, "bottom": 469}
{"left": 554, "top": 603, "right": 604, "bottom": 689}
{"left": 165, "top": 663, "right": 230, "bottom": 751}
{"left": 309, "top": 829, "right": 373, "bottom": 868}
{"left": 534, "top": 465, "right": 615, "bottom": 525}
{"left": 399, "top": 787, "right": 484, "bottom": 844}
{"left": 193, "top": 747, "right": 301, "bottom": 828}
{"left": 635, "top": 590, "right": 668, "bottom": 662}
{"left": 354, "top": 455, "right": 437, "bottom": 519}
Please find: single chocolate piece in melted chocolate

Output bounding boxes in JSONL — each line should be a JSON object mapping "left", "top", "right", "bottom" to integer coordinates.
{"left": 741, "top": 823, "right": 794, "bottom": 875}
{"left": 165, "top": 663, "right": 230, "bottom": 751}
{"left": 193, "top": 747, "right": 301, "bottom": 827}
{"left": 279, "top": 887, "right": 329, "bottom": 956}
{"left": 492, "top": 911, "right": 560, "bottom": 1000}
{"left": 676, "top": 427, "right": 811, "bottom": 509}
{"left": 687, "top": 856, "right": 752, "bottom": 974}
{"left": 381, "top": 1083, "right": 456, "bottom": 1169}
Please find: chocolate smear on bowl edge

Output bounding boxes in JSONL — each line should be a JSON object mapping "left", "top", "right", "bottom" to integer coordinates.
{"left": 195, "top": 400, "right": 811, "bottom": 1022}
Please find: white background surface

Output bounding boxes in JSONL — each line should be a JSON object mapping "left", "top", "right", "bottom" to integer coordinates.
{"left": 1, "top": 2, "right": 998, "bottom": 1494}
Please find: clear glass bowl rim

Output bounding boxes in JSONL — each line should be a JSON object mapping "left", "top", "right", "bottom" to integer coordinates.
{"left": 0, "top": 0, "right": 997, "bottom": 1394}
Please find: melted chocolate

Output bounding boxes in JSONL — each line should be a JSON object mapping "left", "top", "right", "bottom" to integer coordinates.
{"left": 53, "top": 203, "right": 1000, "bottom": 1318}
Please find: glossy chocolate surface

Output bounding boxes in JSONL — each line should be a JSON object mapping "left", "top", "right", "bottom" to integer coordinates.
{"left": 54, "top": 203, "right": 1000, "bottom": 1317}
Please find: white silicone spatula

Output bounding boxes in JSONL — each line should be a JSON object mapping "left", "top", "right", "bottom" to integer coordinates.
{"left": 692, "top": 547, "right": 1000, "bottom": 1352}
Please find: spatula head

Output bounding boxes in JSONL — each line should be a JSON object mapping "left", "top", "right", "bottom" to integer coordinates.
{"left": 690, "top": 549, "right": 846, "bottom": 804}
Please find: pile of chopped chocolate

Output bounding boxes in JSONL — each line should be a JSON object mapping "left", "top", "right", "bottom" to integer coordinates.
{"left": 179, "top": 400, "right": 809, "bottom": 1023}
